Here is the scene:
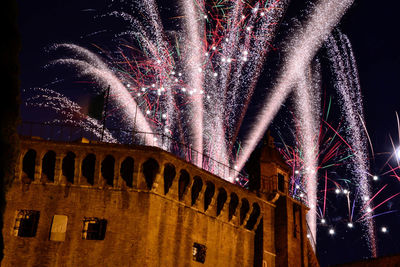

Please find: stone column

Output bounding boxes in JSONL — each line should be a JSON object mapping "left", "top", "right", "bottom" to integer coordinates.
{"left": 54, "top": 152, "right": 64, "bottom": 185}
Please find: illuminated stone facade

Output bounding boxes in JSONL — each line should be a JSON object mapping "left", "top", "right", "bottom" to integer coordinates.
{"left": 2, "top": 136, "right": 319, "bottom": 266}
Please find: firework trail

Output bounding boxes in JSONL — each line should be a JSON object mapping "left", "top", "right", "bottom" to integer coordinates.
{"left": 50, "top": 44, "right": 156, "bottom": 145}
{"left": 235, "top": 0, "right": 354, "bottom": 240}
{"left": 236, "top": 0, "right": 354, "bottom": 170}
{"left": 28, "top": 0, "right": 380, "bottom": 255}
{"left": 47, "top": 0, "right": 294, "bottom": 179}
{"left": 26, "top": 88, "right": 116, "bottom": 142}
{"left": 325, "top": 30, "right": 376, "bottom": 256}
{"left": 294, "top": 64, "right": 321, "bottom": 242}
{"left": 225, "top": 0, "right": 289, "bottom": 155}
{"left": 181, "top": 0, "right": 205, "bottom": 165}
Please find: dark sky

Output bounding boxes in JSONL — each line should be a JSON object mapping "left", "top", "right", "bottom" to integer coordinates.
{"left": 342, "top": 1, "right": 400, "bottom": 151}
{"left": 335, "top": 1, "right": 400, "bottom": 264}
{"left": 17, "top": 0, "right": 400, "bottom": 266}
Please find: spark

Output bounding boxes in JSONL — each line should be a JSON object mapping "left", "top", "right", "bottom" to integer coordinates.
{"left": 27, "top": 0, "right": 376, "bottom": 256}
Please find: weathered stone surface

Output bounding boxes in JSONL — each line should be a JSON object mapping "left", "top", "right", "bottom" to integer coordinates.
{"left": 3, "top": 136, "right": 318, "bottom": 266}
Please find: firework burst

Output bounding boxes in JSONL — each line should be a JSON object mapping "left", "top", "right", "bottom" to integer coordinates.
{"left": 25, "top": 0, "right": 383, "bottom": 256}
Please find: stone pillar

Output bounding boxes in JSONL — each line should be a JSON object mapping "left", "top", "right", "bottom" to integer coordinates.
{"left": 113, "top": 155, "right": 121, "bottom": 189}
{"left": 33, "top": 149, "right": 44, "bottom": 184}
{"left": 93, "top": 153, "right": 101, "bottom": 187}
{"left": 75, "top": 153, "right": 83, "bottom": 185}
{"left": 54, "top": 152, "right": 64, "bottom": 185}
{"left": 131, "top": 158, "right": 140, "bottom": 189}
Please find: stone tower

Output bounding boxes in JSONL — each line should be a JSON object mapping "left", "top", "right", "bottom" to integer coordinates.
{"left": 257, "top": 134, "right": 318, "bottom": 267}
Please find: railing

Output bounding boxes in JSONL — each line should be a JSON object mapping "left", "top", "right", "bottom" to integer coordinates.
{"left": 18, "top": 121, "right": 249, "bottom": 186}
{"left": 260, "top": 174, "right": 308, "bottom": 203}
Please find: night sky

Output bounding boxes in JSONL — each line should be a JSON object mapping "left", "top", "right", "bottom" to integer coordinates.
{"left": 17, "top": 0, "right": 400, "bottom": 266}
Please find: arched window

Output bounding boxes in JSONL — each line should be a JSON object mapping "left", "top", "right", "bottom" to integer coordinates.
{"left": 245, "top": 203, "right": 261, "bottom": 230}
{"left": 42, "top": 150, "right": 56, "bottom": 182}
{"left": 191, "top": 177, "right": 203, "bottom": 206}
{"left": 101, "top": 155, "right": 115, "bottom": 186}
{"left": 142, "top": 158, "right": 159, "bottom": 189}
{"left": 240, "top": 199, "right": 250, "bottom": 225}
{"left": 22, "top": 149, "right": 36, "bottom": 182}
{"left": 81, "top": 154, "right": 96, "bottom": 185}
{"left": 62, "top": 152, "right": 76, "bottom": 184}
{"left": 204, "top": 182, "right": 215, "bottom": 211}
{"left": 178, "top": 170, "right": 190, "bottom": 200}
{"left": 120, "top": 157, "right": 134, "bottom": 188}
{"left": 228, "top": 193, "right": 239, "bottom": 221}
{"left": 216, "top": 188, "right": 227, "bottom": 216}
{"left": 163, "top": 163, "right": 176, "bottom": 194}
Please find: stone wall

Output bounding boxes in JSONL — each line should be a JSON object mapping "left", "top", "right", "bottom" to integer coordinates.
{"left": 3, "top": 137, "right": 275, "bottom": 266}
{"left": 275, "top": 196, "right": 311, "bottom": 267}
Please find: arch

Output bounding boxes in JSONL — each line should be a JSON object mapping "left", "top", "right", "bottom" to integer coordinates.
{"left": 228, "top": 193, "right": 239, "bottom": 221}
{"left": 204, "top": 182, "right": 215, "bottom": 211}
{"left": 101, "top": 155, "right": 115, "bottom": 186}
{"left": 191, "top": 176, "right": 203, "bottom": 206}
{"left": 81, "top": 154, "right": 96, "bottom": 185}
{"left": 62, "top": 152, "right": 76, "bottom": 184}
{"left": 178, "top": 169, "right": 190, "bottom": 200}
{"left": 120, "top": 157, "right": 134, "bottom": 187}
{"left": 240, "top": 198, "right": 250, "bottom": 225}
{"left": 163, "top": 163, "right": 176, "bottom": 194}
{"left": 245, "top": 203, "right": 261, "bottom": 230}
{"left": 216, "top": 188, "right": 228, "bottom": 216}
{"left": 42, "top": 150, "right": 56, "bottom": 182}
{"left": 22, "top": 149, "right": 36, "bottom": 182}
{"left": 142, "top": 158, "right": 159, "bottom": 189}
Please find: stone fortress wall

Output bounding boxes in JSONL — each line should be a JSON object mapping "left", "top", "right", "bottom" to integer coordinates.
{"left": 2, "top": 136, "right": 318, "bottom": 266}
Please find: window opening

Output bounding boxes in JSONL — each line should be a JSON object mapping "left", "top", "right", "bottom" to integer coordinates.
{"left": 62, "top": 152, "right": 75, "bottom": 184}
{"left": 82, "top": 154, "right": 96, "bottom": 185}
{"left": 101, "top": 155, "right": 115, "bottom": 186}
{"left": 240, "top": 199, "right": 250, "bottom": 225}
{"left": 163, "top": 163, "right": 176, "bottom": 194}
{"left": 120, "top": 157, "right": 134, "bottom": 187}
{"left": 245, "top": 203, "right": 261, "bottom": 230}
{"left": 204, "top": 182, "right": 215, "bottom": 211}
{"left": 42, "top": 151, "right": 56, "bottom": 182}
{"left": 192, "top": 242, "right": 207, "bottom": 263}
{"left": 228, "top": 193, "right": 239, "bottom": 221}
{"left": 22, "top": 149, "right": 36, "bottom": 181}
{"left": 142, "top": 158, "right": 159, "bottom": 189}
{"left": 82, "top": 218, "right": 107, "bottom": 240}
{"left": 178, "top": 170, "right": 190, "bottom": 200}
{"left": 14, "top": 210, "right": 40, "bottom": 237}
{"left": 216, "top": 188, "right": 227, "bottom": 216}
{"left": 191, "top": 177, "right": 203, "bottom": 205}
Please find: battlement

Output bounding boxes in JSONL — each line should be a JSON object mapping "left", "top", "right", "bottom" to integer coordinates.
{"left": 3, "top": 136, "right": 318, "bottom": 266}
{"left": 16, "top": 136, "right": 267, "bottom": 231}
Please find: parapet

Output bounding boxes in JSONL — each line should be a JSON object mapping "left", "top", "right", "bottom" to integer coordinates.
{"left": 15, "top": 136, "right": 271, "bottom": 231}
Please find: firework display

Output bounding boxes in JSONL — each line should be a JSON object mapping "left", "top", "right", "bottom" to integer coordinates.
{"left": 23, "top": 0, "right": 399, "bottom": 262}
